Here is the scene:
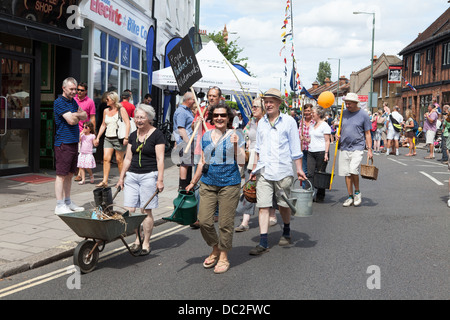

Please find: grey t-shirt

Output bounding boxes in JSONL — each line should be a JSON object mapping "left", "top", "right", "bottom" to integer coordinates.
{"left": 340, "top": 108, "right": 371, "bottom": 151}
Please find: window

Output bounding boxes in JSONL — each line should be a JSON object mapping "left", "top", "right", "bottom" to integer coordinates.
{"left": 413, "top": 52, "right": 421, "bottom": 73}
{"left": 386, "top": 81, "right": 390, "bottom": 98}
{"left": 443, "top": 42, "right": 450, "bottom": 66}
{"left": 379, "top": 79, "right": 383, "bottom": 98}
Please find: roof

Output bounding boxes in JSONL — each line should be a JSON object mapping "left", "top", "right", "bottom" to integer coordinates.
{"left": 399, "top": 7, "right": 450, "bottom": 55}
{"left": 307, "top": 78, "right": 350, "bottom": 96}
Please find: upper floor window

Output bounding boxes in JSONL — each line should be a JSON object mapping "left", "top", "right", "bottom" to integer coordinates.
{"left": 413, "top": 52, "right": 421, "bottom": 73}
{"left": 443, "top": 42, "right": 450, "bottom": 66}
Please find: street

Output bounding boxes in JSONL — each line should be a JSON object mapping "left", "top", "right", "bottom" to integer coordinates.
{"left": 0, "top": 147, "right": 448, "bottom": 301}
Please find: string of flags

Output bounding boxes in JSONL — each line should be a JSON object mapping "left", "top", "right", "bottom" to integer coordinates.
{"left": 402, "top": 76, "right": 417, "bottom": 92}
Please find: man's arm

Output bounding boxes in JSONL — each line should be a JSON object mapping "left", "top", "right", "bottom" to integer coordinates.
{"left": 62, "top": 108, "right": 87, "bottom": 125}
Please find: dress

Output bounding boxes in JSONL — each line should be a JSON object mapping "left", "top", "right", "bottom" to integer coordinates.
{"left": 77, "top": 134, "right": 96, "bottom": 169}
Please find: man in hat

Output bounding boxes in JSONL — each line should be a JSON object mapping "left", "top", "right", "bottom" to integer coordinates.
{"left": 249, "top": 88, "right": 307, "bottom": 255}
{"left": 337, "top": 93, "right": 373, "bottom": 207}
{"left": 121, "top": 90, "right": 135, "bottom": 118}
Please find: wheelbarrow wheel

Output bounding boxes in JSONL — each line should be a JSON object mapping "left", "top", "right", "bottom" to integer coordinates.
{"left": 73, "top": 240, "right": 99, "bottom": 274}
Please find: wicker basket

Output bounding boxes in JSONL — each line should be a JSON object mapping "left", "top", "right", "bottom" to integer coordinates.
{"left": 360, "top": 157, "right": 378, "bottom": 180}
{"left": 243, "top": 180, "right": 257, "bottom": 203}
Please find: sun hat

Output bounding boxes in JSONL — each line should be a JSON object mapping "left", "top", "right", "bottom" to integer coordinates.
{"left": 343, "top": 92, "right": 360, "bottom": 104}
{"left": 261, "top": 88, "right": 283, "bottom": 102}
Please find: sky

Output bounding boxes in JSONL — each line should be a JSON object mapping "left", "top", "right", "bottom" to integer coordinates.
{"left": 199, "top": 0, "right": 450, "bottom": 93}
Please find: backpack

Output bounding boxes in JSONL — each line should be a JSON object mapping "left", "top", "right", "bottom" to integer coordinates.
{"left": 390, "top": 114, "right": 402, "bottom": 132}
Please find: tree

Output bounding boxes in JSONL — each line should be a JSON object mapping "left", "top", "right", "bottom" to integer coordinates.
{"left": 316, "top": 61, "right": 332, "bottom": 85}
{"left": 208, "top": 31, "right": 252, "bottom": 75}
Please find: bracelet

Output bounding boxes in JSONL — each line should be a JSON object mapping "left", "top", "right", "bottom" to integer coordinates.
{"left": 124, "top": 138, "right": 128, "bottom": 140}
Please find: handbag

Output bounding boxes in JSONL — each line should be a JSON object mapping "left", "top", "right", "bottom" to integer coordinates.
{"left": 116, "top": 108, "right": 127, "bottom": 140}
{"left": 360, "top": 157, "right": 378, "bottom": 180}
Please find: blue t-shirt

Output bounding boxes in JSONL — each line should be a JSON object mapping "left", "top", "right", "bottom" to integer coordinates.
{"left": 200, "top": 130, "right": 244, "bottom": 187}
{"left": 339, "top": 108, "right": 371, "bottom": 151}
{"left": 54, "top": 95, "right": 80, "bottom": 146}
{"left": 173, "top": 104, "right": 194, "bottom": 144}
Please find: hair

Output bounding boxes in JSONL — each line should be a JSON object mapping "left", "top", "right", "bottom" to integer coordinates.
{"left": 62, "top": 77, "right": 77, "bottom": 88}
{"left": 106, "top": 91, "right": 121, "bottom": 110}
{"left": 183, "top": 92, "right": 194, "bottom": 102}
{"left": 83, "top": 121, "right": 96, "bottom": 135}
{"left": 405, "top": 109, "right": 412, "bottom": 120}
{"left": 78, "top": 82, "right": 88, "bottom": 90}
{"left": 136, "top": 103, "right": 156, "bottom": 123}
{"left": 312, "top": 106, "right": 326, "bottom": 119}
{"left": 207, "top": 101, "right": 234, "bottom": 128}
{"left": 253, "top": 97, "right": 265, "bottom": 114}
{"left": 303, "top": 103, "right": 313, "bottom": 110}
{"left": 144, "top": 93, "right": 152, "bottom": 100}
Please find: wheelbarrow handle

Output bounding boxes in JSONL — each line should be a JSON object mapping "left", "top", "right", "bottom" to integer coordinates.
{"left": 142, "top": 190, "right": 159, "bottom": 210}
{"left": 112, "top": 186, "right": 121, "bottom": 201}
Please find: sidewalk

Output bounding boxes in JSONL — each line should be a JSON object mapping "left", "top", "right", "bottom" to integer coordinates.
{"left": 0, "top": 159, "right": 181, "bottom": 278}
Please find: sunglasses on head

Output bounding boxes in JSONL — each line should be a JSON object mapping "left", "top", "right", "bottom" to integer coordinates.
{"left": 213, "top": 113, "right": 228, "bottom": 118}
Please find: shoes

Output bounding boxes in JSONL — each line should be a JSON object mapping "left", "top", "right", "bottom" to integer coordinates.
{"left": 203, "top": 255, "right": 219, "bottom": 268}
{"left": 354, "top": 193, "right": 362, "bottom": 206}
{"left": 67, "top": 202, "right": 85, "bottom": 212}
{"left": 78, "top": 181, "right": 85, "bottom": 185}
{"left": 140, "top": 247, "right": 151, "bottom": 256}
{"left": 190, "top": 220, "right": 200, "bottom": 229}
{"left": 249, "top": 245, "right": 269, "bottom": 256}
{"left": 90, "top": 176, "right": 95, "bottom": 184}
{"left": 54, "top": 204, "right": 73, "bottom": 215}
{"left": 214, "top": 260, "right": 230, "bottom": 274}
{"left": 448, "top": 199, "right": 450, "bottom": 208}
{"left": 74, "top": 176, "right": 82, "bottom": 181}
{"left": 424, "top": 156, "right": 435, "bottom": 159}
{"left": 96, "top": 181, "right": 108, "bottom": 188}
{"left": 235, "top": 224, "right": 249, "bottom": 232}
{"left": 129, "top": 243, "right": 141, "bottom": 253}
{"left": 269, "top": 218, "right": 277, "bottom": 227}
{"left": 343, "top": 197, "right": 354, "bottom": 207}
{"left": 278, "top": 235, "right": 291, "bottom": 246}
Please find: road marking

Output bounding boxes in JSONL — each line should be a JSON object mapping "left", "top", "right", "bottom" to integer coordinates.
{"left": 0, "top": 224, "right": 188, "bottom": 298}
{"left": 419, "top": 171, "right": 444, "bottom": 186}
{"left": 388, "top": 158, "right": 407, "bottom": 166}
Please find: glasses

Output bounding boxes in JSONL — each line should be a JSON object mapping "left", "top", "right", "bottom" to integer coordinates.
{"left": 251, "top": 105, "right": 260, "bottom": 109}
{"left": 77, "top": 89, "right": 86, "bottom": 92}
{"left": 134, "top": 116, "right": 147, "bottom": 120}
{"left": 213, "top": 113, "right": 228, "bottom": 118}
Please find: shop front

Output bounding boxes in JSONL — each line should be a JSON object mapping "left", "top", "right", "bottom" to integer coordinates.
{"left": 0, "top": 0, "right": 83, "bottom": 176}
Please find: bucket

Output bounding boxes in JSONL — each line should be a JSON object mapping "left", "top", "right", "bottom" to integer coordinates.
{"left": 93, "top": 187, "right": 113, "bottom": 211}
{"left": 290, "top": 179, "right": 314, "bottom": 217}
{"left": 313, "top": 171, "right": 331, "bottom": 190}
{"left": 163, "top": 190, "right": 198, "bottom": 225}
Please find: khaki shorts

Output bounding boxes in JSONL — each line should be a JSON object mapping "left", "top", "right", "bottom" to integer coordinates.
{"left": 104, "top": 137, "right": 127, "bottom": 152}
{"left": 338, "top": 150, "right": 364, "bottom": 176}
{"left": 256, "top": 175, "right": 294, "bottom": 208}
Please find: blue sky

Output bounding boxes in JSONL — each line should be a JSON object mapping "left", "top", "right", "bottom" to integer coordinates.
{"left": 200, "top": 0, "right": 450, "bottom": 92}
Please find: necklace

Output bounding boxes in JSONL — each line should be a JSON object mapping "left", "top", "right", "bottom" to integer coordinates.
{"left": 136, "top": 129, "right": 152, "bottom": 167}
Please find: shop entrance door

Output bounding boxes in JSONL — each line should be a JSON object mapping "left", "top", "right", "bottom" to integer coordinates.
{"left": 0, "top": 55, "right": 33, "bottom": 174}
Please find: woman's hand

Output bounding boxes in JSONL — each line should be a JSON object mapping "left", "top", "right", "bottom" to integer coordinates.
{"left": 123, "top": 138, "right": 129, "bottom": 146}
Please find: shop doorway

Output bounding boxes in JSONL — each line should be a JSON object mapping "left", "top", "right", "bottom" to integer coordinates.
{"left": 0, "top": 54, "right": 33, "bottom": 175}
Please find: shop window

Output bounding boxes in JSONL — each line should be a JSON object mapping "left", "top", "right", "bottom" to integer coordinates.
{"left": 131, "top": 71, "right": 139, "bottom": 103}
{"left": 132, "top": 46, "right": 140, "bottom": 70}
{"left": 0, "top": 32, "right": 32, "bottom": 54}
{"left": 108, "top": 36, "right": 119, "bottom": 64}
{"left": 142, "top": 74, "right": 149, "bottom": 98}
{"left": 121, "top": 42, "right": 130, "bottom": 67}
{"left": 108, "top": 64, "right": 119, "bottom": 92}
{"left": 93, "top": 60, "right": 106, "bottom": 98}
{"left": 93, "top": 29, "right": 106, "bottom": 59}
{"left": 120, "top": 68, "right": 130, "bottom": 92}
{"left": 142, "top": 51, "right": 148, "bottom": 73}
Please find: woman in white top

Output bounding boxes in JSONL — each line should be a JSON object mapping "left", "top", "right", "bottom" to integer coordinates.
{"left": 94, "top": 91, "right": 130, "bottom": 187}
{"left": 307, "top": 106, "right": 331, "bottom": 202}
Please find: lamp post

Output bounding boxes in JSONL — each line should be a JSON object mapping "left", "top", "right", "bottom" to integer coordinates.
{"left": 353, "top": 11, "right": 375, "bottom": 112}
{"left": 328, "top": 57, "right": 340, "bottom": 116}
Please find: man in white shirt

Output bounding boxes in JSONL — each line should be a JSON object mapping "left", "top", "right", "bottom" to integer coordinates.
{"left": 386, "top": 106, "right": 404, "bottom": 156}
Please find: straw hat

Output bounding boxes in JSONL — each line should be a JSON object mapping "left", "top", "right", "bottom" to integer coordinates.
{"left": 262, "top": 88, "right": 283, "bottom": 102}
{"left": 343, "top": 93, "right": 360, "bottom": 104}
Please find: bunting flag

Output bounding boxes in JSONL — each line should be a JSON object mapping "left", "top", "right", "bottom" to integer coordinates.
{"left": 402, "top": 76, "right": 417, "bottom": 92}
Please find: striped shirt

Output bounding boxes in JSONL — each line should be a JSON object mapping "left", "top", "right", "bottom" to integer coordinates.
{"left": 54, "top": 95, "right": 80, "bottom": 146}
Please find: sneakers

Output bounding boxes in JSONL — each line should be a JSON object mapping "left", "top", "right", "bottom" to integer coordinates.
{"left": 249, "top": 245, "right": 269, "bottom": 256}
{"left": 343, "top": 197, "right": 354, "bottom": 207}
{"left": 54, "top": 204, "right": 73, "bottom": 215}
{"left": 278, "top": 235, "right": 291, "bottom": 246}
{"left": 67, "top": 202, "right": 85, "bottom": 212}
{"left": 354, "top": 193, "right": 362, "bottom": 206}
{"left": 447, "top": 199, "right": 450, "bottom": 208}
{"left": 234, "top": 224, "right": 249, "bottom": 232}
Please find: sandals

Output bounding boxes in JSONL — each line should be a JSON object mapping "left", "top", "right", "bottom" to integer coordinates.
{"left": 78, "top": 180, "right": 85, "bottom": 185}
{"left": 424, "top": 156, "right": 435, "bottom": 159}
{"left": 214, "top": 260, "right": 230, "bottom": 274}
{"left": 203, "top": 255, "right": 219, "bottom": 268}
{"left": 140, "top": 247, "right": 151, "bottom": 256}
{"left": 96, "top": 181, "right": 108, "bottom": 188}
{"left": 90, "top": 176, "right": 95, "bottom": 184}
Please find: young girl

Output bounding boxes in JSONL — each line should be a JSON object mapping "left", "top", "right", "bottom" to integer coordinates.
{"left": 77, "top": 121, "right": 96, "bottom": 185}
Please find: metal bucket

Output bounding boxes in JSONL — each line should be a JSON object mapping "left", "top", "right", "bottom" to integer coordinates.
{"left": 290, "top": 179, "right": 314, "bottom": 217}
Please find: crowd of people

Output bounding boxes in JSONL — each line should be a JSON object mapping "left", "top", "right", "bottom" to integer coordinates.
{"left": 53, "top": 77, "right": 448, "bottom": 273}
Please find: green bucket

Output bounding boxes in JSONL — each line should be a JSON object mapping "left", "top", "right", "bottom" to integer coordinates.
{"left": 163, "top": 190, "right": 198, "bottom": 225}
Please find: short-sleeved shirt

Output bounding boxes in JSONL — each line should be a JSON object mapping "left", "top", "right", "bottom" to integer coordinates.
{"left": 121, "top": 100, "right": 135, "bottom": 118}
{"left": 173, "top": 104, "right": 194, "bottom": 145}
{"left": 339, "top": 108, "right": 371, "bottom": 151}
{"left": 200, "top": 130, "right": 244, "bottom": 187}
{"left": 74, "top": 95, "right": 96, "bottom": 132}
{"left": 54, "top": 95, "right": 80, "bottom": 146}
{"left": 128, "top": 129, "right": 165, "bottom": 174}
{"left": 308, "top": 121, "right": 331, "bottom": 152}
{"left": 423, "top": 111, "right": 438, "bottom": 132}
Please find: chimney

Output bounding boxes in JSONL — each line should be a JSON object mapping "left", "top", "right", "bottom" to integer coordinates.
{"left": 339, "top": 76, "right": 348, "bottom": 86}
{"left": 324, "top": 78, "right": 331, "bottom": 87}
{"left": 373, "top": 55, "right": 378, "bottom": 63}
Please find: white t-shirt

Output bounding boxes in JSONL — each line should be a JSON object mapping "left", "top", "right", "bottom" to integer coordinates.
{"left": 388, "top": 111, "right": 404, "bottom": 132}
{"left": 308, "top": 121, "right": 331, "bottom": 152}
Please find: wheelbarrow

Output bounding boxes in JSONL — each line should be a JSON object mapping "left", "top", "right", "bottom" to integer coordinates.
{"left": 58, "top": 187, "right": 158, "bottom": 273}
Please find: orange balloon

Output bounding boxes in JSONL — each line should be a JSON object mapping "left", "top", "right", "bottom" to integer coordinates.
{"left": 317, "top": 91, "right": 335, "bottom": 109}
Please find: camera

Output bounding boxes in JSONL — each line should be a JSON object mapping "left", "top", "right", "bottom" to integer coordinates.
{"left": 202, "top": 164, "right": 210, "bottom": 174}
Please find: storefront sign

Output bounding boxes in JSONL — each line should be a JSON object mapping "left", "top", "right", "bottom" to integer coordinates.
{"left": 78, "top": 0, "right": 150, "bottom": 47}
{"left": 388, "top": 66, "right": 402, "bottom": 84}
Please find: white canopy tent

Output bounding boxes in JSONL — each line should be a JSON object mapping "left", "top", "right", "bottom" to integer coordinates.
{"left": 152, "top": 41, "right": 260, "bottom": 94}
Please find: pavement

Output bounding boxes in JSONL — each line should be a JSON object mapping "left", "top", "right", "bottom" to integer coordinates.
{"left": 0, "top": 157, "right": 182, "bottom": 278}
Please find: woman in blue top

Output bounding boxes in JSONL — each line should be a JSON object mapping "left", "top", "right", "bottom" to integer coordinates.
{"left": 186, "top": 101, "right": 245, "bottom": 274}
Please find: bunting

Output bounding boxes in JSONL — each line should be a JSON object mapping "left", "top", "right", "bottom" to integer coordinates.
{"left": 402, "top": 76, "right": 417, "bottom": 92}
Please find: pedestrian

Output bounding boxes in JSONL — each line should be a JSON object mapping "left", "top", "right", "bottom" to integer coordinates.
{"left": 73, "top": 82, "right": 96, "bottom": 181}
{"left": 120, "top": 90, "right": 136, "bottom": 118}
{"left": 173, "top": 92, "right": 196, "bottom": 190}
{"left": 249, "top": 88, "right": 307, "bottom": 255}
{"left": 77, "top": 121, "right": 96, "bottom": 185}
{"left": 337, "top": 93, "right": 373, "bottom": 207}
{"left": 403, "top": 109, "right": 416, "bottom": 157}
{"left": 385, "top": 106, "right": 403, "bottom": 156}
{"left": 373, "top": 109, "right": 385, "bottom": 154}
{"left": 299, "top": 103, "right": 314, "bottom": 176}
{"left": 424, "top": 104, "right": 438, "bottom": 159}
{"left": 307, "top": 106, "right": 331, "bottom": 202}
{"left": 439, "top": 105, "right": 449, "bottom": 163}
{"left": 186, "top": 101, "right": 245, "bottom": 274}
{"left": 116, "top": 104, "right": 165, "bottom": 256}
{"left": 142, "top": 93, "right": 152, "bottom": 105}
{"left": 94, "top": 91, "right": 130, "bottom": 187}
{"left": 53, "top": 77, "right": 87, "bottom": 215}
{"left": 235, "top": 97, "right": 277, "bottom": 232}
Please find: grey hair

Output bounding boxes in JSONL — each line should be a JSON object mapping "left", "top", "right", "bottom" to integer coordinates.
{"left": 183, "top": 92, "right": 194, "bottom": 102}
{"left": 62, "top": 77, "right": 77, "bottom": 88}
{"left": 312, "top": 106, "right": 326, "bottom": 119}
{"left": 136, "top": 103, "right": 156, "bottom": 122}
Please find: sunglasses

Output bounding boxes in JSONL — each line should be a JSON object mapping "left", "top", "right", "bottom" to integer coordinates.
{"left": 83, "top": 125, "right": 89, "bottom": 129}
{"left": 77, "top": 89, "right": 86, "bottom": 92}
{"left": 213, "top": 113, "right": 228, "bottom": 118}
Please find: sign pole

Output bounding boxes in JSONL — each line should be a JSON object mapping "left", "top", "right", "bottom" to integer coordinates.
{"left": 329, "top": 102, "right": 345, "bottom": 189}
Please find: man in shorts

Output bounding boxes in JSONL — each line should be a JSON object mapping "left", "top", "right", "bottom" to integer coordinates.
{"left": 249, "top": 88, "right": 307, "bottom": 255}
{"left": 424, "top": 104, "right": 438, "bottom": 159}
{"left": 338, "top": 93, "right": 373, "bottom": 207}
{"left": 54, "top": 77, "right": 87, "bottom": 214}
{"left": 385, "top": 106, "right": 404, "bottom": 156}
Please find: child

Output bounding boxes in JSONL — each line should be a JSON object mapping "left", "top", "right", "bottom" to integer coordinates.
{"left": 77, "top": 121, "right": 96, "bottom": 185}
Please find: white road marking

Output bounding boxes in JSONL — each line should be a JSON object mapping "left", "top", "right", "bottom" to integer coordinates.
{"left": 388, "top": 158, "right": 407, "bottom": 166}
{"left": 419, "top": 171, "right": 444, "bottom": 186}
